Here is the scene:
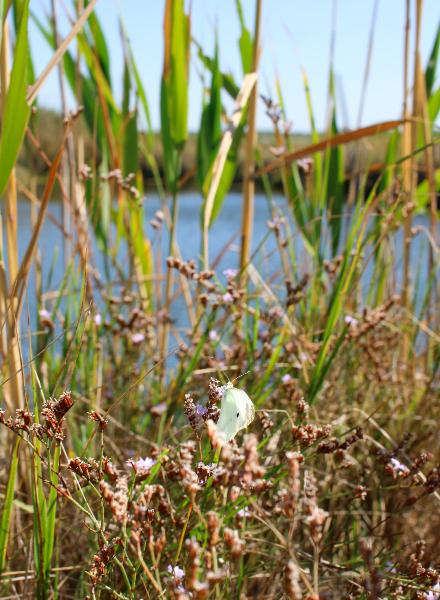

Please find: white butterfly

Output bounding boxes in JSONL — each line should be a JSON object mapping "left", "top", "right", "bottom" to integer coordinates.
{"left": 216, "top": 381, "right": 255, "bottom": 443}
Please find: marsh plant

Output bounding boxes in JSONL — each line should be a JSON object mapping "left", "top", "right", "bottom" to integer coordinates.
{"left": 1, "top": 0, "right": 440, "bottom": 598}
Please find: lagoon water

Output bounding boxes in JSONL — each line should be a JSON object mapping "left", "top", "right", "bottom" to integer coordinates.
{"left": 4, "top": 191, "right": 438, "bottom": 351}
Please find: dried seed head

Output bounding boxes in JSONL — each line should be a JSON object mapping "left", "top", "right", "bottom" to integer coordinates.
{"left": 185, "top": 536, "right": 201, "bottom": 591}
{"left": 206, "top": 419, "right": 224, "bottom": 449}
{"left": 284, "top": 560, "right": 302, "bottom": 599}
{"left": 100, "top": 477, "right": 128, "bottom": 523}
{"left": 224, "top": 527, "right": 244, "bottom": 559}
{"left": 284, "top": 451, "right": 301, "bottom": 518}
{"left": 87, "top": 410, "right": 108, "bottom": 429}
{"left": 206, "top": 511, "right": 220, "bottom": 547}
{"left": 68, "top": 457, "right": 96, "bottom": 481}
{"left": 184, "top": 394, "right": 199, "bottom": 434}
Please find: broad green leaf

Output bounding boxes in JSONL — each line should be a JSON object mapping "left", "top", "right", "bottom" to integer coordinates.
{"left": 163, "top": 0, "right": 190, "bottom": 150}
{"left": 377, "top": 128, "right": 399, "bottom": 196}
{"left": 426, "top": 20, "right": 440, "bottom": 97}
{"left": 14, "top": 1, "right": 34, "bottom": 86}
{"left": 116, "top": 1, "right": 154, "bottom": 149}
{"left": 324, "top": 79, "right": 345, "bottom": 257}
{"left": 87, "top": 8, "right": 111, "bottom": 85}
{"left": 160, "top": 77, "right": 179, "bottom": 194}
{"left": 235, "top": 0, "right": 252, "bottom": 74}
{"left": 0, "top": 0, "right": 30, "bottom": 200}
{"left": 122, "top": 62, "right": 139, "bottom": 177}
{"left": 414, "top": 167, "right": 440, "bottom": 212}
{"left": 77, "top": 32, "right": 119, "bottom": 114}
{"left": 428, "top": 83, "right": 440, "bottom": 122}
{"left": 197, "top": 42, "right": 222, "bottom": 191}
{"left": 195, "top": 42, "right": 239, "bottom": 99}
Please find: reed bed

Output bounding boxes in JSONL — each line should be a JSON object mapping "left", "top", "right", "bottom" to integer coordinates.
{"left": 1, "top": 0, "right": 440, "bottom": 599}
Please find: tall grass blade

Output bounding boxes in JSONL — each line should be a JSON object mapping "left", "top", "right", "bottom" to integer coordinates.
{"left": 0, "top": 0, "right": 30, "bottom": 200}
{"left": 0, "top": 436, "right": 20, "bottom": 574}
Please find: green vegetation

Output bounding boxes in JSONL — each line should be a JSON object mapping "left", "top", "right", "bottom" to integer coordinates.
{"left": 1, "top": 0, "right": 440, "bottom": 599}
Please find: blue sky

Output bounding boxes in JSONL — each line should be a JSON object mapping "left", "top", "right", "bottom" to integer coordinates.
{"left": 28, "top": 0, "right": 440, "bottom": 133}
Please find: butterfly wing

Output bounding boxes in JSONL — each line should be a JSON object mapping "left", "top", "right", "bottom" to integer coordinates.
{"left": 216, "top": 387, "right": 255, "bottom": 442}
{"left": 234, "top": 388, "right": 255, "bottom": 431}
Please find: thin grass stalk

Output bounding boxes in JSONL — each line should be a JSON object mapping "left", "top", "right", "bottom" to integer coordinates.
{"left": 26, "top": 0, "right": 101, "bottom": 106}
{"left": 0, "top": 260, "right": 11, "bottom": 415}
{"left": 347, "top": 0, "right": 379, "bottom": 206}
{"left": 30, "top": 175, "right": 42, "bottom": 300}
{"left": 75, "top": 0, "right": 85, "bottom": 168}
{"left": 51, "top": 0, "right": 72, "bottom": 271}
{"left": 162, "top": 189, "right": 180, "bottom": 355}
{"left": 417, "top": 56, "right": 438, "bottom": 365}
{"left": 1, "top": 19, "right": 24, "bottom": 411}
{"left": 239, "top": 0, "right": 262, "bottom": 271}
{"left": 254, "top": 119, "right": 404, "bottom": 178}
{"left": 401, "top": 0, "right": 412, "bottom": 316}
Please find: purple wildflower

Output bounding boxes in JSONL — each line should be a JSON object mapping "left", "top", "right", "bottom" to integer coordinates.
{"left": 427, "top": 582, "right": 440, "bottom": 600}
{"left": 236, "top": 506, "right": 251, "bottom": 518}
{"left": 167, "top": 565, "right": 185, "bottom": 580}
{"left": 344, "top": 315, "right": 358, "bottom": 326}
{"left": 127, "top": 457, "right": 156, "bottom": 471}
{"left": 282, "top": 374, "right": 292, "bottom": 384}
{"left": 39, "top": 309, "right": 52, "bottom": 320}
{"left": 94, "top": 314, "right": 102, "bottom": 326}
{"left": 131, "top": 332, "right": 145, "bottom": 344}
{"left": 222, "top": 292, "right": 234, "bottom": 303}
{"left": 196, "top": 405, "right": 208, "bottom": 417}
{"left": 223, "top": 268, "right": 238, "bottom": 277}
{"left": 209, "top": 330, "right": 219, "bottom": 341}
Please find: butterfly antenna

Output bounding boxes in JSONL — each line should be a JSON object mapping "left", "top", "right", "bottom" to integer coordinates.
{"left": 210, "top": 357, "right": 231, "bottom": 383}
{"left": 231, "top": 370, "right": 250, "bottom": 384}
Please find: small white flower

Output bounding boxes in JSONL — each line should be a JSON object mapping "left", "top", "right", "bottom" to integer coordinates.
{"left": 209, "top": 330, "right": 219, "bottom": 341}
{"left": 39, "top": 309, "right": 52, "bottom": 320}
{"left": 222, "top": 292, "right": 234, "bottom": 303}
{"left": 281, "top": 374, "right": 292, "bottom": 384}
{"left": 94, "top": 314, "right": 102, "bottom": 326}
{"left": 390, "top": 457, "right": 408, "bottom": 475}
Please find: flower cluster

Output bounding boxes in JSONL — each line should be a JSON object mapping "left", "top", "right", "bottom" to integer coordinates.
{"left": 1, "top": 391, "right": 75, "bottom": 444}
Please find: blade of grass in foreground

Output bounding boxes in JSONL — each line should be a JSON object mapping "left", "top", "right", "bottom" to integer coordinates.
{"left": 0, "top": 436, "right": 20, "bottom": 574}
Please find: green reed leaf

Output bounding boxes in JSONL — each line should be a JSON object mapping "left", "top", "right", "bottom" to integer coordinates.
{"left": 0, "top": 0, "right": 30, "bottom": 200}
